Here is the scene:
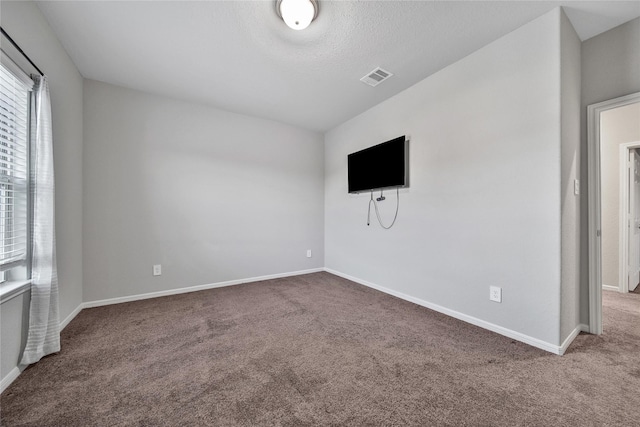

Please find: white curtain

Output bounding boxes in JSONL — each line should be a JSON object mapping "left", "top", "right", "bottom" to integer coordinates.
{"left": 21, "top": 75, "right": 60, "bottom": 365}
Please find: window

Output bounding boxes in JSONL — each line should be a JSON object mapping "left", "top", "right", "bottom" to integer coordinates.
{"left": 0, "top": 62, "right": 31, "bottom": 283}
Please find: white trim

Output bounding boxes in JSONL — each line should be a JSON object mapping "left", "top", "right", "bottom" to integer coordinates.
{"left": 619, "top": 142, "right": 640, "bottom": 294}
{"left": 0, "top": 367, "right": 21, "bottom": 394}
{"left": 83, "top": 268, "right": 324, "bottom": 308}
{"left": 325, "top": 268, "right": 571, "bottom": 355}
{"left": 0, "top": 50, "right": 35, "bottom": 90}
{"left": 1, "top": 268, "right": 323, "bottom": 393}
{"left": 559, "top": 324, "right": 589, "bottom": 356}
{"left": 588, "top": 92, "right": 640, "bottom": 335}
{"left": 602, "top": 284, "right": 621, "bottom": 292}
{"left": 0, "top": 280, "right": 31, "bottom": 304}
{"left": 1, "top": 299, "right": 84, "bottom": 394}
{"left": 60, "top": 302, "right": 85, "bottom": 330}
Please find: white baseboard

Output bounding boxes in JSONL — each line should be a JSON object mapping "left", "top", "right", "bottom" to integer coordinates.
{"left": 1, "top": 268, "right": 324, "bottom": 394}
{"left": 2, "top": 300, "right": 85, "bottom": 394}
{"left": 559, "top": 323, "right": 589, "bottom": 355}
{"left": 1, "top": 367, "right": 21, "bottom": 394}
{"left": 602, "top": 284, "right": 620, "bottom": 292}
{"left": 324, "top": 268, "right": 568, "bottom": 355}
{"left": 60, "top": 302, "right": 85, "bottom": 330}
{"left": 83, "top": 268, "right": 325, "bottom": 309}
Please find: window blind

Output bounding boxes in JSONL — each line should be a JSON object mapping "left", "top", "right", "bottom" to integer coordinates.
{"left": 0, "top": 63, "right": 29, "bottom": 269}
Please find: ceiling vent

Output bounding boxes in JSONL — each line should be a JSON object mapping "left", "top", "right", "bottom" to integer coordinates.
{"left": 360, "top": 67, "right": 393, "bottom": 87}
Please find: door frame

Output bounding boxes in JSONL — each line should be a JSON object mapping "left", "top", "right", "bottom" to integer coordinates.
{"left": 588, "top": 91, "right": 640, "bottom": 335}
{"left": 619, "top": 142, "right": 640, "bottom": 294}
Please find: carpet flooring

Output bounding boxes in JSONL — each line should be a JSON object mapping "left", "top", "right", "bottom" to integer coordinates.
{"left": 1, "top": 272, "right": 639, "bottom": 426}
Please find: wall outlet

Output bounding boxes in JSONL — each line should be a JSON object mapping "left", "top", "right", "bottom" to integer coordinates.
{"left": 306, "top": 250, "right": 312, "bottom": 258}
{"left": 574, "top": 179, "right": 580, "bottom": 195}
{"left": 490, "top": 286, "right": 502, "bottom": 303}
{"left": 153, "top": 264, "right": 162, "bottom": 276}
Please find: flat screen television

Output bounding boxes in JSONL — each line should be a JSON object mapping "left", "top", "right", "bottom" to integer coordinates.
{"left": 348, "top": 135, "right": 409, "bottom": 193}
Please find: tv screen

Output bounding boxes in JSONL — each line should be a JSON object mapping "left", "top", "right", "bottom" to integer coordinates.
{"left": 348, "top": 135, "right": 408, "bottom": 193}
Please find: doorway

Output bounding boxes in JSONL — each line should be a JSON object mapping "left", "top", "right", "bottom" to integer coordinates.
{"left": 619, "top": 142, "right": 640, "bottom": 293}
{"left": 587, "top": 92, "right": 640, "bottom": 335}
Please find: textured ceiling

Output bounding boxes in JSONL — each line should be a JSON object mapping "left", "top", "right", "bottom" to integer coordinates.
{"left": 36, "top": 1, "right": 640, "bottom": 132}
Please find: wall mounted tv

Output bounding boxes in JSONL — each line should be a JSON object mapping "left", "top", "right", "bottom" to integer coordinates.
{"left": 348, "top": 135, "right": 409, "bottom": 193}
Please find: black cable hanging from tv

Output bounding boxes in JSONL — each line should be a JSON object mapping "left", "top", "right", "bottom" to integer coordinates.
{"left": 1, "top": 27, "right": 45, "bottom": 76}
{"left": 367, "top": 187, "right": 400, "bottom": 229}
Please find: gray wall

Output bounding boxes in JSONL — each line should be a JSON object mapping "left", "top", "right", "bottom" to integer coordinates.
{"left": 83, "top": 80, "right": 324, "bottom": 302}
{"left": 1, "top": 6, "right": 635, "bottom": 387}
{"left": 560, "top": 10, "right": 582, "bottom": 341}
{"left": 580, "top": 18, "right": 640, "bottom": 322}
{"left": 0, "top": 2, "right": 83, "bottom": 381}
{"left": 0, "top": 293, "right": 30, "bottom": 383}
{"left": 325, "top": 9, "right": 572, "bottom": 347}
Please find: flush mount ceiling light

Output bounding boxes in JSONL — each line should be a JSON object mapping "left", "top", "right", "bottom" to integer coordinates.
{"left": 276, "top": 0, "right": 319, "bottom": 31}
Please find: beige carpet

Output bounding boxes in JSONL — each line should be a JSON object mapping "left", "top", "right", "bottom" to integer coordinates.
{"left": 1, "top": 272, "right": 639, "bottom": 426}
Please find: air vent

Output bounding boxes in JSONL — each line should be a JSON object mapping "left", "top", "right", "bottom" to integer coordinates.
{"left": 360, "top": 67, "right": 393, "bottom": 87}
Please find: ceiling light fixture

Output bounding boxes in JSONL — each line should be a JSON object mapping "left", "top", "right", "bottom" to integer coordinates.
{"left": 276, "top": 0, "right": 319, "bottom": 31}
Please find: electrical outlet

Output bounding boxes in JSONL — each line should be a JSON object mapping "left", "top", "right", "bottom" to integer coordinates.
{"left": 489, "top": 286, "right": 502, "bottom": 303}
{"left": 306, "top": 250, "right": 312, "bottom": 258}
{"left": 153, "top": 264, "right": 162, "bottom": 276}
{"left": 574, "top": 179, "right": 580, "bottom": 195}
